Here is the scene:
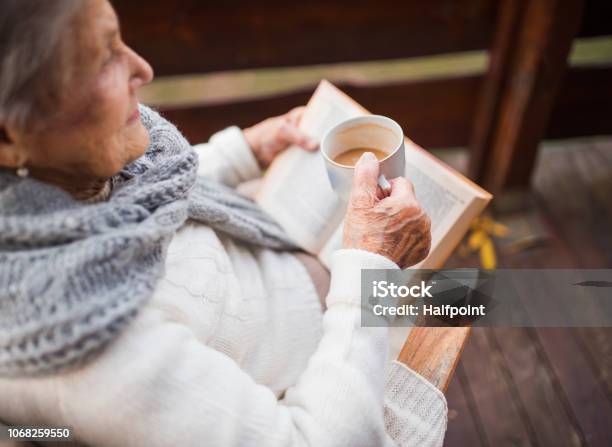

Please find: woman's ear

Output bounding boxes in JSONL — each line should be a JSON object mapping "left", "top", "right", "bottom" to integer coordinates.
{"left": 0, "top": 125, "right": 27, "bottom": 168}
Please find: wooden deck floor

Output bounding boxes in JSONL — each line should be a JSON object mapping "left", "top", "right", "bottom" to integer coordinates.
{"left": 441, "top": 137, "right": 612, "bottom": 447}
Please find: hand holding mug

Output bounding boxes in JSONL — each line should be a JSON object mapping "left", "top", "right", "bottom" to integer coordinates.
{"left": 321, "top": 115, "right": 405, "bottom": 201}
{"left": 342, "top": 152, "right": 431, "bottom": 268}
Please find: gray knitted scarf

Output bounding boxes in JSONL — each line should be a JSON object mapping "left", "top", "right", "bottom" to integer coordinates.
{"left": 0, "top": 105, "right": 297, "bottom": 377}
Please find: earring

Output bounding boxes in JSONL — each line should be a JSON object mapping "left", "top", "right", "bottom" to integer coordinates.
{"left": 16, "top": 166, "right": 29, "bottom": 177}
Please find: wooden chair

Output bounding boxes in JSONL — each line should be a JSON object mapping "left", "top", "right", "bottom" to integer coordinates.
{"left": 399, "top": 327, "right": 471, "bottom": 391}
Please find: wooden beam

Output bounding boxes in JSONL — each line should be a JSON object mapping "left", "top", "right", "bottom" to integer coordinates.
{"left": 468, "top": 0, "right": 585, "bottom": 194}
{"left": 467, "top": 0, "right": 525, "bottom": 181}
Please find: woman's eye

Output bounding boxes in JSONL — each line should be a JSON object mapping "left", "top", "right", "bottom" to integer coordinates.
{"left": 104, "top": 52, "right": 120, "bottom": 69}
{"left": 104, "top": 42, "right": 123, "bottom": 67}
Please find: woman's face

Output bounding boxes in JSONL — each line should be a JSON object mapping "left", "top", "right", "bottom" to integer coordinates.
{"left": 11, "top": 0, "right": 154, "bottom": 181}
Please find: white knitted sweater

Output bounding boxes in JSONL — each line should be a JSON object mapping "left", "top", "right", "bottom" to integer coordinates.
{"left": 0, "top": 127, "right": 447, "bottom": 447}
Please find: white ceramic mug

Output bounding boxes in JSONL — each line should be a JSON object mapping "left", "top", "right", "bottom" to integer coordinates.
{"left": 321, "top": 115, "right": 405, "bottom": 201}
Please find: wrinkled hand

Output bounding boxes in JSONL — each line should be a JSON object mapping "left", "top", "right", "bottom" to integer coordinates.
{"left": 243, "top": 107, "right": 318, "bottom": 168}
{"left": 342, "top": 152, "right": 431, "bottom": 268}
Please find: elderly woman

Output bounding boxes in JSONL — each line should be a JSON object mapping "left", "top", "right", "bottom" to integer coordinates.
{"left": 0, "top": 1, "right": 445, "bottom": 446}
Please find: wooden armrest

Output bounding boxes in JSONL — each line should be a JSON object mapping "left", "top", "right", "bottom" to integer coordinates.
{"left": 397, "top": 327, "right": 471, "bottom": 392}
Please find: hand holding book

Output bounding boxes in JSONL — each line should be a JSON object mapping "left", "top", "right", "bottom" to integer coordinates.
{"left": 242, "top": 106, "right": 319, "bottom": 168}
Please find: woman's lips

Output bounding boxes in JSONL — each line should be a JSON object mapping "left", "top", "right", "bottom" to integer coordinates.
{"left": 127, "top": 108, "right": 140, "bottom": 125}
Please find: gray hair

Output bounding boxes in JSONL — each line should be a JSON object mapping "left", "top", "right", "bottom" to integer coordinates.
{"left": 0, "top": 0, "right": 81, "bottom": 131}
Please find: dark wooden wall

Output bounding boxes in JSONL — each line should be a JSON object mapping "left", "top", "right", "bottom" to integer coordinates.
{"left": 113, "top": 0, "right": 612, "bottom": 191}
{"left": 114, "top": 0, "right": 498, "bottom": 75}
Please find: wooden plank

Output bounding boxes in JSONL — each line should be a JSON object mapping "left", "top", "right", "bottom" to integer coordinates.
{"left": 532, "top": 139, "right": 612, "bottom": 442}
{"left": 445, "top": 140, "right": 612, "bottom": 446}
{"left": 444, "top": 367, "right": 486, "bottom": 446}
{"left": 536, "top": 328, "right": 612, "bottom": 446}
{"left": 532, "top": 141, "right": 612, "bottom": 269}
{"left": 447, "top": 245, "right": 605, "bottom": 446}
{"left": 113, "top": 0, "right": 497, "bottom": 76}
{"left": 573, "top": 327, "right": 612, "bottom": 403}
{"left": 469, "top": 0, "right": 584, "bottom": 194}
{"left": 502, "top": 149, "right": 612, "bottom": 447}
{"left": 447, "top": 256, "right": 600, "bottom": 441}
{"left": 458, "top": 328, "right": 534, "bottom": 446}
{"left": 397, "top": 327, "right": 471, "bottom": 392}
{"left": 491, "top": 328, "right": 584, "bottom": 446}
{"left": 567, "top": 140, "right": 612, "bottom": 405}
{"left": 567, "top": 141, "right": 612, "bottom": 263}
{"left": 594, "top": 139, "right": 612, "bottom": 167}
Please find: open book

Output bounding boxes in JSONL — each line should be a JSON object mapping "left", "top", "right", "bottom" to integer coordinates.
{"left": 255, "top": 80, "right": 492, "bottom": 270}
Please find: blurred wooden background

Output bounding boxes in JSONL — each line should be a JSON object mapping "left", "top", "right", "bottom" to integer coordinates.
{"left": 114, "top": 0, "right": 612, "bottom": 196}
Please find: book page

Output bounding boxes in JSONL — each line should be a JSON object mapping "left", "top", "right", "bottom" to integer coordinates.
{"left": 406, "top": 147, "right": 467, "bottom": 245}
{"left": 255, "top": 81, "right": 364, "bottom": 253}
{"left": 406, "top": 139, "right": 491, "bottom": 268}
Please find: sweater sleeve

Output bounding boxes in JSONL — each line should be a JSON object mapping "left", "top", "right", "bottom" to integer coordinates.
{"left": 0, "top": 249, "right": 446, "bottom": 447}
{"left": 193, "top": 126, "right": 262, "bottom": 187}
{"left": 384, "top": 361, "right": 448, "bottom": 447}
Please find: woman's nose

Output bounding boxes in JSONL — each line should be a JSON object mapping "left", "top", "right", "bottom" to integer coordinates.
{"left": 128, "top": 47, "right": 154, "bottom": 91}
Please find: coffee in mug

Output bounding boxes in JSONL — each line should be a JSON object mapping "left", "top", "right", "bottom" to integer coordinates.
{"left": 332, "top": 147, "right": 389, "bottom": 167}
{"left": 321, "top": 115, "right": 405, "bottom": 201}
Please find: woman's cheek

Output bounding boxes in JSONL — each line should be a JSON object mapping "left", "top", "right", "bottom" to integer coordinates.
{"left": 91, "top": 78, "right": 133, "bottom": 166}
{"left": 95, "top": 63, "right": 130, "bottom": 125}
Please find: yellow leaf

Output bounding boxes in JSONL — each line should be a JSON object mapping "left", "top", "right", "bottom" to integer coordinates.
{"left": 468, "top": 230, "right": 486, "bottom": 250}
{"left": 479, "top": 238, "right": 497, "bottom": 269}
{"left": 491, "top": 222, "right": 510, "bottom": 237}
